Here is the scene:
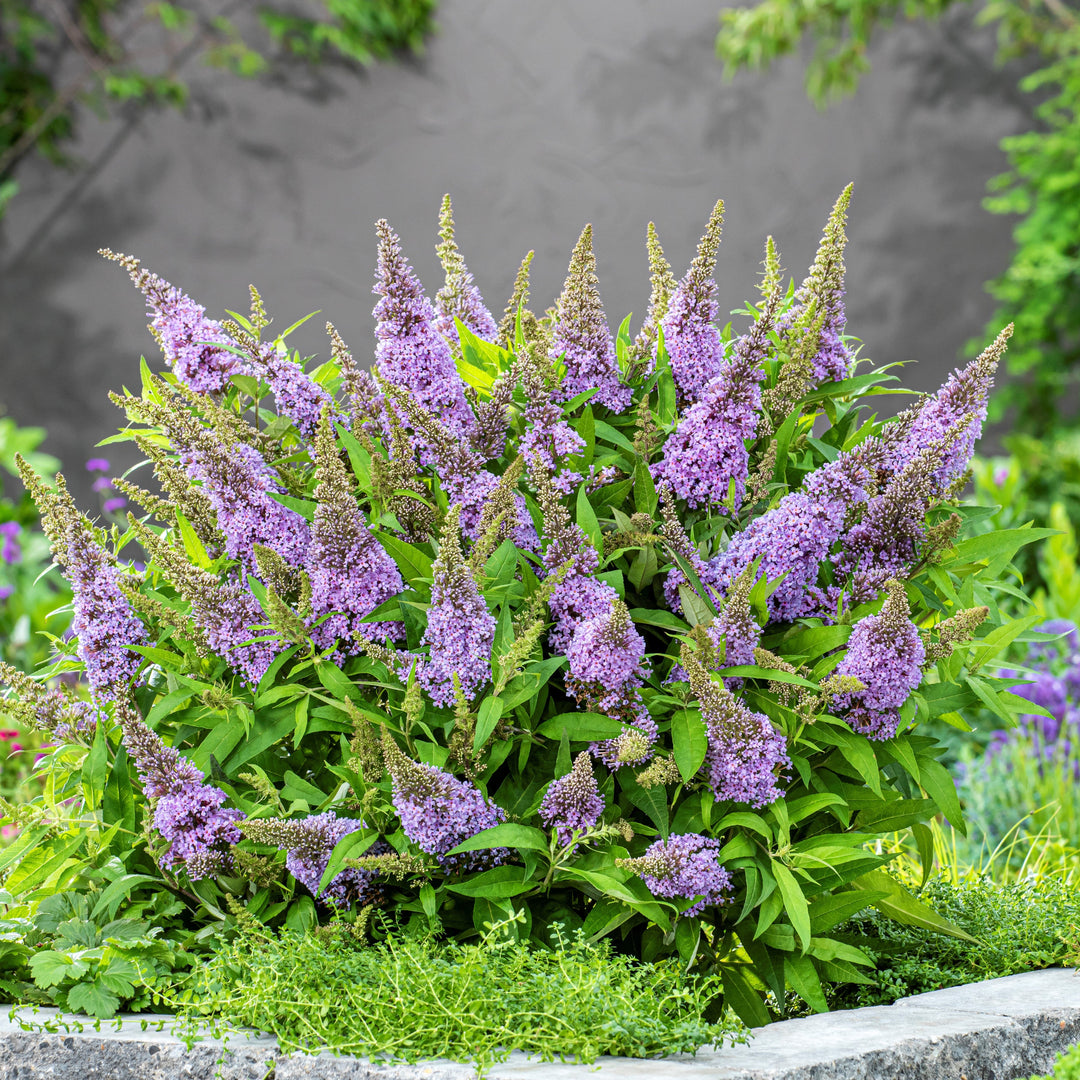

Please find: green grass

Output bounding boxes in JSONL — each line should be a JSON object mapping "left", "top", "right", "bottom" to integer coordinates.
{"left": 171, "top": 920, "right": 746, "bottom": 1072}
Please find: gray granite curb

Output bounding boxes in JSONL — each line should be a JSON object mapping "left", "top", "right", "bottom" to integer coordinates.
{"left": 0, "top": 968, "right": 1076, "bottom": 1080}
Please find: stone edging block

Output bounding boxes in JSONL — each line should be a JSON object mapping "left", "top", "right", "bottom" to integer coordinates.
{"left": 0, "top": 967, "right": 1075, "bottom": 1079}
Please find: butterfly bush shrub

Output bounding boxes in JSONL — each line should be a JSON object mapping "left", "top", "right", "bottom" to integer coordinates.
{"left": 0, "top": 188, "right": 1048, "bottom": 1024}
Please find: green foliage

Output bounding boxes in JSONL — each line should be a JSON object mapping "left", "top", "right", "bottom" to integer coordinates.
{"left": 0, "top": 0, "right": 435, "bottom": 219}
{"left": 0, "top": 196, "right": 1036, "bottom": 1030}
{"left": 716, "top": 0, "right": 1080, "bottom": 433}
{"left": 0, "top": 887, "right": 186, "bottom": 1015}
{"left": 174, "top": 918, "right": 745, "bottom": 1069}
{"left": 827, "top": 875, "right": 1080, "bottom": 1009}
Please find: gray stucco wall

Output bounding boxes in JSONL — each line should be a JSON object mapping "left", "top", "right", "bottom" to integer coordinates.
{"left": 0, "top": 0, "right": 1033, "bottom": 506}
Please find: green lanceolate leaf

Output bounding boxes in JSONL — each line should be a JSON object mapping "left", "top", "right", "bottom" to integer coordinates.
{"left": 852, "top": 870, "right": 979, "bottom": 942}
{"left": 446, "top": 823, "right": 549, "bottom": 856}
{"left": 671, "top": 710, "right": 708, "bottom": 783}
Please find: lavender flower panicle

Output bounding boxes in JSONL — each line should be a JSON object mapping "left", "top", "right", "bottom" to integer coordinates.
{"left": 683, "top": 647, "right": 788, "bottom": 807}
{"left": 536, "top": 468, "right": 618, "bottom": 653}
{"left": 661, "top": 199, "right": 725, "bottom": 407}
{"left": 242, "top": 339, "right": 344, "bottom": 440}
{"left": 0, "top": 663, "right": 100, "bottom": 741}
{"left": 618, "top": 833, "right": 732, "bottom": 917}
{"left": 657, "top": 288, "right": 779, "bottom": 512}
{"left": 100, "top": 249, "right": 242, "bottom": 394}
{"left": 242, "top": 813, "right": 385, "bottom": 906}
{"left": 710, "top": 444, "right": 879, "bottom": 623}
{"left": 434, "top": 194, "right": 498, "bottom": 345}
{"left": 549, "top": 225, "right": 631, "bottom": 413}
{"left": 834, "top": 580, "right": 926, "bottom": 741}
{"left": 22, "top": 465, "right": 145, "bottom": 701}
{"left": 564, "top": 598, "right": 656, "bottom": 769}
{"left": 115, "top": 698, "right": 241, "bottom": 879}
{"left": 538, "top": 751, "right": 605, "bottom": 848}
{"left": 305, "top": 412, "right": 404, "bottom": 652}
{"left": 778, "top": 185, "right": 855, "bottom": 387}
{"left": 383, "top": 736, "right": 506, "bottom": 870}
{"left": 373, "top": 219, "right": 477, "bottom": 443}
{"left": 631, "top": 222, "right": 679, "bottom": 370}
{"left": 417, "top": 506, "right": 496, "bottom": 707}
{"left": 885, "top": 326, "right": 1012, "bottom": 492}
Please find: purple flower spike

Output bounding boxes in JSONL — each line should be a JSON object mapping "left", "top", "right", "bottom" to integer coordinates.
{"left": 549, "top": 225, "right": 631, "bottom": 413}
{"left": 661, "top": 199, "right": 725, "bottom": 407}
{"left": 373, "top": 219, "right": 477, "bottom": 444}
{"left": 657, "top": 292, "right": 777, "bottom": 512}
{"left": 621, "top": 833, "right": 732, "bottom": 917}
{"left": 710, "top": 444, "right": 877, "bottom": 623}
{"left": 100, "top": 250, "right": 242, "bottom": 394}
{"left": 383, "top": 738, "right": 506, "bottom": 870}
{"left": 417, "top": 506, "right": 496, "bottom": 707}
{"left": 0, "top": 522, "right": 21, "bottom": 565}
{"left": 434, "top": 194, "right": 498, "bottom": 344}
{"left": 834, "top": 579, "right": 925, "bottom": 741}
{"left": 539, "top": 751, "right": 605, "bottom": 848}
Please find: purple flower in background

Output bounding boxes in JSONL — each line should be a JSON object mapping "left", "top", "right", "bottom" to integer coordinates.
{"left": 373, "top": 219, "right": 476, "bottom": 443}
{"left": 85, "top": 458, "right": 110, "bottom": 474}
{"left": 417, "top": 507, "right": 495, "bottom": 707}
{"left": 549, "top": 225, "right": 631, "bottom": 413}
{"left": 100, "top": 250, "right": 242, "bottom": 394}
{"left": 103, "top": 497, "right": 127, "bottom": 514}
{"left": 710, "top": 446, "right": 876, "bottom": 623}
{"left": 661, "top": 200, "right": 725, "bottom": 407}
{"left": 115, "top": 699, "right": 240, "bottom": 879}
{"left": 383, "top": 738, "right": 506, "bottom": 870}
{"left": 0, "top": 587, "right": 12, "bottom": 602}
{"left": 621, "top": 833, "right": 732, "bottom": 917}
{"left": 658, "top": 294, "right": 777, "bottom": 512}
{"left": 0, "top": 522, "right": 21, "bottom": 565}
{"left": 834, "top": 580, "right": 925, "bottom": 741}
{"left": 539, "top": 751, "right": 605, "bottom": 848}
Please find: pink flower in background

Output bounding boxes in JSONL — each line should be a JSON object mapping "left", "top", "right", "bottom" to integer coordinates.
{"left": 1, "top": 825, "right": 18, "bottom": 840}
{"left": 994, "top": 465, "right": 1010, "bottom": 486}
{"left": 0, "top": 730, "right": 19, "bottom": 741}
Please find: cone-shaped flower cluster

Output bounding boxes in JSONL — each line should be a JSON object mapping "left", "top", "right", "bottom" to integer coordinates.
{"left": 0, "top": 663, "right": 100, "bottom": 741}
{"left": 658, "top": 288, "right": 778, "bottom": 512}
{"left": 683, "top": 648, "right": 787, "bottom": 807}
{"left": 711, "top": 445, "right": 877, "bottom": 623}
{"left": 305, "top": 413, "right": 404, "bottom": 651}
{"left": 373, "top": 219, "right": 476, "bottom": 444}
{"left": 834, "top": 580, "right": 925, "bottom": 741}
{"left": 418, "top": 506, "right": 496, "bottom": 707}
{"left": 18, "top": 463, "right": 145, "bottom": 701}
{"left": 539, "top": 751, "right": 605, "bottom": 847}
{"left": 242, "top": 812, "right": 384, "bottom": 906}
{"left": 886, "top": 326, "right": 1011, "bottom": 493}
{"left": 116, "top": 698, "right": 241, "bottom": 879}
{"left": 244, "top": 340, "right": 344, "bottom": 440}
{"left": 383, "top": 736, "right": 506, "bottom": 870}
{"left": 434, "top": 195, "right": 498, "bottom": 345}
{"left": 537, "top": 469, "right": 618, "bottom": 653}
{"left": 631, "top": 222, "right": 678, "bottom": 367}
{"left": 661, "top": 200, "right": 725, "bottom": 407}
{"left": 619, "top": 833, "right": 732, "bottom": 917}
{"left": 100, "top": 249, "right": 241, "bottom": 394}
{"left": 565, "top": 598, "right": 656, "bottom": 769}
{"left": 549, "top": 225, "right": 630, "bottom": 413}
